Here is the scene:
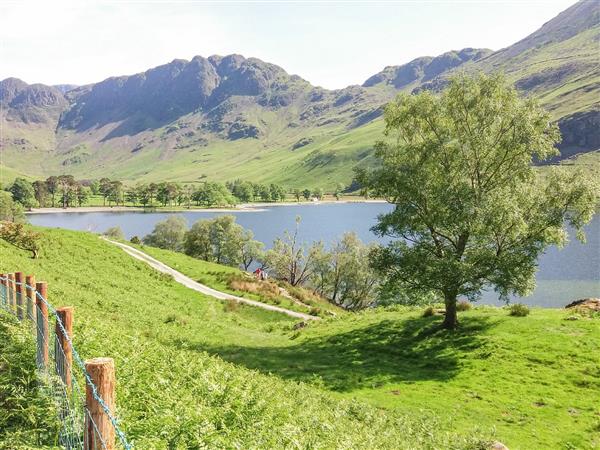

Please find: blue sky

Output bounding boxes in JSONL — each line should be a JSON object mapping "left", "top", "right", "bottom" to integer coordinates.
{"left": 0, "top": 0, "right": 575, "bottom": 89}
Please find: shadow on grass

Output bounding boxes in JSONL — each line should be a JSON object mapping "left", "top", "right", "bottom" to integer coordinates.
{"left": 170, "top": 315, "right": 496, "bottom": 392}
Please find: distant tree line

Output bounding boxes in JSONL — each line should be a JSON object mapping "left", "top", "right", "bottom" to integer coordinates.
{"left": 2, "top": 175, "right": 338, "bottom": 210}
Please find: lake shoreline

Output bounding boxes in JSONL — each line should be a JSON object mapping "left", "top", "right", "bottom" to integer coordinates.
{"left": 26, "top": 199, "right": 387, "bottom": 215}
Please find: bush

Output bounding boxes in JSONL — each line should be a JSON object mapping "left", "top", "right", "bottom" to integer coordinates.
{"left": 0, "top": 222, "right": 42, "bottom": 258}
{"left": 130, "top": 236, "right": 141, "bottom": 245}
{"left": 103, "top": 226, "right": 124, "bottom": 240}
{"left": 422, "top": 306, "right": 435, "bottom": 317}
{"left": 456, "top": 300, "right": 472, "bottom": 311}
{"left": 509, "top": 303, "right": 530, "bottom": 317}
{"left": 143, "top": 216, "right": 187, "bottom": 251}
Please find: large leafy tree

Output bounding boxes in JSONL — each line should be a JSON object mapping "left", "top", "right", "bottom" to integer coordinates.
{"left": 143, "top": 215, "right": 188, "bottom": 251}
{"left": 184, "top": 215, "right": 261, "bottom": 268}
{"left": 9, "top": 178, "right": 35, "bottom": 208}
{"left": 357, "top": 74, "right": 597, "bottom": 329}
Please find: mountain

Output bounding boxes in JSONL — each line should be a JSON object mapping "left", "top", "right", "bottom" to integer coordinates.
{"left": 362, "top": 48, "right": 492, "bottom": 89}
{"left": 484, "top": 0, "right": 600, "bottom": 157}
{"left": 0, "top": 0, "right": 598, "bottom": 188}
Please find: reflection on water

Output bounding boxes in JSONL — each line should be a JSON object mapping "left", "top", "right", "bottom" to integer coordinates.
{"left": 29, "top": 203, "right": 599, "bottom": 307}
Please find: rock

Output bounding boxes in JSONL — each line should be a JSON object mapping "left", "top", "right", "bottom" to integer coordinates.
{"left": 565, "top": 298, "right": 600, "bottom": 311}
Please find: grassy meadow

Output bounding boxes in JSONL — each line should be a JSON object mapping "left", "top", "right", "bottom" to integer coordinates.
{"left": 1, "top": 228, "right": 491, "bottom": 449}
{"left": 1, "top": 227, "right": 599, "bottom": 448}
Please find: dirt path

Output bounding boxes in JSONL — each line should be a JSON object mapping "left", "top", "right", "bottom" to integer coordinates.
{"left": 103, "top": 238, "right": 319, "bottom": 321}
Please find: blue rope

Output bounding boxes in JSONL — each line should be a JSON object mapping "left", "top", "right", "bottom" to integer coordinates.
{"left": 0, "top": 276, "right": 133, "bottom": 449}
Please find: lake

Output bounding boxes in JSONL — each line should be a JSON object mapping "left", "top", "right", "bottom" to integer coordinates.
{"left": 28, "top": 202, "right": 599, "bottom": 308}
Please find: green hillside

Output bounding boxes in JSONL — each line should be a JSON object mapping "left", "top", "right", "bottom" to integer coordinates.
{"left": 1, "top": 227, "right": 599, "bottom": 448}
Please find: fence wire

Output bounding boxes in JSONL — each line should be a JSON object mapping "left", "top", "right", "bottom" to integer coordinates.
{"left": 0, "top": 275, "right": 132, "bottom": 449}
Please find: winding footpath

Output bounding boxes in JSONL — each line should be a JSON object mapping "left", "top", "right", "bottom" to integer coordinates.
{"left": 103, "top": 238, "right": 319, "bottom": 321}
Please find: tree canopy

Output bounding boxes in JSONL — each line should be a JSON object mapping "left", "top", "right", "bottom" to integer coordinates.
{"left": 357, "top": 73, "right": 598, "bottom": 328}
{"left": 143, "top": 216, "right": 188, "bottom": 251}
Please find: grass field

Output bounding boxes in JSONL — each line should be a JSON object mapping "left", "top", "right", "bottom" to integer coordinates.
{"left": 0, "top": 228, "right": 491, "bottom": 449}
{"left": 1, "top": 227, "right": 599, "bottom": 448}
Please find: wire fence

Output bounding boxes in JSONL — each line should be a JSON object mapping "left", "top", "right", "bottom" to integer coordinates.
{"left": 0, "top": 273, "right": 132, "bottom": 450}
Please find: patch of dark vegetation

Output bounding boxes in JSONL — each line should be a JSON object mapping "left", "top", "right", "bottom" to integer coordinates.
{"left": 303, "top": 150, "right": 337, "bottom": 169}
{"left": 131, "top": 142, "right": 144, "bottom": 153}
{"left": 228, "top": 122, "right": 260, "bottom": 140}
{"left": 350, "top": 106, "right": 384, "bottom": 128}
{"left": 515, "top": 64, "right": 578, "bottom": 91}
{"left": 62, "top": 153, "right": 91, "bottom": 165}
{"left": 291, "top": 137, "right": 314, "bottom": 150}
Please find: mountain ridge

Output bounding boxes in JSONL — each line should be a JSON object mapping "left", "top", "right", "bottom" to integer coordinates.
{"left": 1, "top": 0, "right": 598, "bottom": 188}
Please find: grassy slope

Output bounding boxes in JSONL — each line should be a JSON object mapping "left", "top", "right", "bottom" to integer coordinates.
{"left": 557, "top": 150, "right": 600, "bottom": 177}
{"left": 137, "top": 244, "right": 344, "bottom": 316}
{"left": 0, "top": 311, "right": 61, "bottom": 448}
{"left": 148, "top": 245, "right": 600, "bottom": 448}
{"left": 2, "top": 228, "right": 599, "bottom": 448}
{"left": 0, "top": 228, "right": 489, "bottom": 449}
{"left": 474, "top": 26, "right": 600, "bottom": 120}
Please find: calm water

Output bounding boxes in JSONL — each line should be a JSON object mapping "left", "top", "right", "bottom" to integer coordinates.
{"left": 29, "top": 203, "right": 599, "bottom": 308}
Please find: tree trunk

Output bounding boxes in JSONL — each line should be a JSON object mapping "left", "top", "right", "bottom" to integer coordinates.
{"left": 442, "top": 292, "right": 458, "bottom": 329}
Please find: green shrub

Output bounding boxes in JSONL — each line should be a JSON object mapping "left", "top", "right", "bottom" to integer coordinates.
{"left": 103, "top": 226, "right": 124, "bottom": 240}
{"left": 456, "top": 300, "right": 472, "bottom": 311}
{"left": 509, "top": 303, "right": 530, "bottom": 317}
{"left": 130, "top": 235, "right": 141, "bottom": 244}
{"left": 422, "top": 306, "right": 435, "bottom": 317}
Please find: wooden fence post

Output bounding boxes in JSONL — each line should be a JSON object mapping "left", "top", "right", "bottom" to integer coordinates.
{"left": 0, "top": 274, "right": 6, "bottom": 307}
{"left": 15, "top": 272, "right": 24, "bottom": 321}
{"left": 55, "top": 307, "right": 73, "bottom": 389}
{"left": 7, "top": 273, "right": 15, "bottom": 313}
{"left": 25, "top": 275, "right": 36, "bottom": 323}
{"left": 84, "top": 358, "right": 116, "bottom": 450}
{"left": 35, "top": 282, "right": 49, "bottom": 369}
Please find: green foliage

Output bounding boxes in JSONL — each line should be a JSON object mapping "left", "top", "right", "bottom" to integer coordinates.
{"left": 0, "top": 222, "right": 42, "bottom": 258}
{"left": 192, "top": 182, "right": 236, "bottom": 207}
{"left": 103, "top": 226, "right": 124, "bottom": 240}
{"left": 143, "top": 215, "right": 187, "bottom": 251}
{"left": 0, "top": 312, "right": 61, "bottom": 447}
{"left": 129, "top": 236, "right": 141, "bottom": 245}
{"left": 0, "top": 192, "right": 25, "bottom": 223}
{"left": 311, "top": 232, "right": 379, "bottom": 309}
{"left": 32, "top": 180, "right": 50, "bottom": 207}
{"left": 357, "top": 73, "right": 598, "bottom": 328}
{"left": 508, "top": 303, "right": 530, "bottom": 317}
{"left": 9, "top": 177, "right": 35, "bottom": 208}
{"left": 184, "top": 215, "right": 260, "bottom": 268}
